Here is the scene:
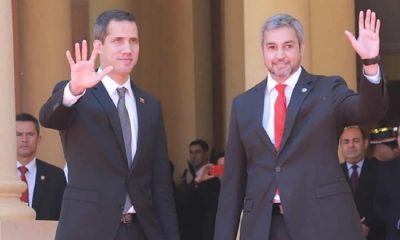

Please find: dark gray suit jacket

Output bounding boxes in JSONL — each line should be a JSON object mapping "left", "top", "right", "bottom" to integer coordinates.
{"left": 32, "top": 159, "right": 66, "bottom": 220}
{"left": 341, "top": 159, "right": 385, "bottom": 240}
{"left": 39, "top": 80, "right": 179, "bottom": 240}
{"left": 214, "top": 68, "right": 387, "bottom": 240}
{"left": 375, "top": 158, "right": 400, "bottom": 240}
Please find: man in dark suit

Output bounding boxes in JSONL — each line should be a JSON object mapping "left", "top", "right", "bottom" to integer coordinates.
{"left": 214, "top": 10, "right": 387, "bottom": 240}
{"left": 39, "top": 10, "right": 179, "bottom": 240}
{"left": 16, "top": 113, "right": 66, "bottom": 220}
{"left": 176, "top": 139, "right": 220, "bottom": 240}
{"left": 340, "top": 125, "right": 385, "bottom": 240}
{"left": 375, "top": 126, "right": 400, "bottom": 240}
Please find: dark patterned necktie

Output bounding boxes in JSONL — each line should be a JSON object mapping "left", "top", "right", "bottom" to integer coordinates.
{"left": 350, "top": 164, "right": 359, "bottom": 196}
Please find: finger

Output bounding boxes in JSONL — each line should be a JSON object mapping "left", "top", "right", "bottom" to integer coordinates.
{"left": 66, "top": 50, "right": 75, "bottom": 66}
{"left": 364, "top": 9, "right": 371, "bottom": 30}
{"left": 375, "top": 19, "right": 381, "bottom": 34}
{"left": 358, "top": 11, "right": 364, "bottom": 30}
{"left": 98, "top": 66, "right": 113, "bottom": 79}
{"left": 89, "top": 41, "right": 100, "bottom": 63}
{"left": 75, "top": 42, "right": 81, "bottom": 62}
{"left": 370, "top": 11, "right": 376, "bottom": 32}
{"left": 81, "top": 40, "right": 88, "bottom": 60}
{"left": 344, "top": 30, "right": 356, "bottom": 45}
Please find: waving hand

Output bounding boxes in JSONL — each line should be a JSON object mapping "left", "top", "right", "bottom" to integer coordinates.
{"left": 66, "top": 40, "right": 113, "bottom": 95}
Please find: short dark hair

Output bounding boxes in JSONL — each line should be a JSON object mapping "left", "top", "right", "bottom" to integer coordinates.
{"left": 16, "top": 113, "right": 40, "bottom": 134}
{"left": 94, "top": 10, "right": 136, "bottom": 43}
{"left": 189, "top": 139, "right": 209, "bottom": 151}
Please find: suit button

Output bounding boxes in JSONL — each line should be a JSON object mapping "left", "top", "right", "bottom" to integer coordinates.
{"left": 275, "top": 166, "right": 281, "bottom": 172}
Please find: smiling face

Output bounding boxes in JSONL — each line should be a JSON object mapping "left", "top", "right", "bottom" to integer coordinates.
{"left": 98, "top": 20, "right": 139, "bottom": 84}
{"left": 262, "top": 26, "right": 304, "bottom": 83}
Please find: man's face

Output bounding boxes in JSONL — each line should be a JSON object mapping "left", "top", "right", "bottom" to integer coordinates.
{"left": 188, "top": 145, "right": 208, "bottom": 168}
{"left": 262, "top": 26, "right": 304, "bottom": 83}
{"left": 340, "top": 128, "right": 368, "bottom": 164}
{"left": 98, "top": 20, "right": 139, "bottom": 82}
{"left": 16, "top": 121, "right": 40, "bottom": 161}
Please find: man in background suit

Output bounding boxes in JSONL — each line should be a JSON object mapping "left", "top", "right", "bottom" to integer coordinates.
{"left": 340, "top": 125, "right": 385, "bottom": 240}
{"left": 369, "top": 126, "right": 400, "bottom": 162}
{"left": 177, "top": 139, "right": 220, "bottom": 240}
{"left": 39, "top": 10, "right": 179, "bottom": 240}
{"left": 16, "top": 113, "right": 66, "bottom": 220}
{"left": 375, "top": 126, "right": 400, "bottom": 240}
{"left": 214, "top": 10, "right": 387, "bottom": 240}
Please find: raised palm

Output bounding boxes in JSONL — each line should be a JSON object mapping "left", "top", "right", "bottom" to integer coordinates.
{"left": 345, "top": 9, "right": 380, "bottom": 59}
{"left": 66, "top": 40, "right": 113, "bottom": 95}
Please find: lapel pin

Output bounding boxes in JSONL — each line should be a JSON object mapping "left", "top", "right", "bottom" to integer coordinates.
{"left": 139, "top": 97, "right": 145, "bottom": 104}
{"left": 301, "top": 88, "right": 308, "bottom": 93}
{"left": 40, "top": 175, "right": 45, "bottom": 181}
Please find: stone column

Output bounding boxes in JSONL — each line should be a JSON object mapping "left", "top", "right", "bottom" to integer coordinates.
{"left": 18, "top": 0, "right": 72, "bottom": 168}
{"left": 0, "top": 0, "right": 35, "bottom": 220}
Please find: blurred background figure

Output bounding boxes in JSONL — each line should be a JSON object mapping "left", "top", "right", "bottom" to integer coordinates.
{"left": 369, "top": 127, "right": 400, "bottom": 162}
{"left": 16, "top": 113, "right": 66, "bottom": 220}
{"left": 176, "top": 139, "right": 221, "bottom": 240}
{"left": 339, "top": 126, "right": 385, "bottom": 240}
{"left": 374, "top": 125, "right": 400, "bottom": 240}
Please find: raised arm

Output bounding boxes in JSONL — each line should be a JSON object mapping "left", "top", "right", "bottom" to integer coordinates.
{"left": 345, "top": 9, "right": 380, "bottom": 76}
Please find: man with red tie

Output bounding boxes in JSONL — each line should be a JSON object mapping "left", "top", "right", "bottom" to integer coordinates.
{"left": 214, "top": 10, "right": 387, "bottom": 240}
{"left": 16, "top": 113, "right": 66, "bottom": 220}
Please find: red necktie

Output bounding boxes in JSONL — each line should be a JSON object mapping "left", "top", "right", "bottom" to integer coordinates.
{"left": 18, "top": 166, "right": 29, "bottom": 203}
{"left": 274, "top": 84, "right": 287, "bottom": 150}
{"left": 350, "top": 164, "right": 359, "bottom": 196}
{"left": 273, "top": 84, "right": 287, "bottom": 206}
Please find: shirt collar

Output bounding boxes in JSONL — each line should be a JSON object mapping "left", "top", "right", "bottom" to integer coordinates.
{"left": 267, "top": 67, "right": 302, "bottom": 93}
{"left": 346, "top": 159, "right": 364, "bottom": 171}
{"left": 98, "top": 68, "right": 133, "bottom": 97}
{"left": 17, "top": 158, "right": 37, "bottom": 173}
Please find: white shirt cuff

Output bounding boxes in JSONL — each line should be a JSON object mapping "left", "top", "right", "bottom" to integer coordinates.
{"left": 363, "top": 66, "right": 381, "bottom": 84}
{"left": 63, "top": 82, "right": 85, "bottom": 107}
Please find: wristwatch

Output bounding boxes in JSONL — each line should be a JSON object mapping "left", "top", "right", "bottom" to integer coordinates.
{"left": 362, "top": 55, "right": 380, "bottom": 66}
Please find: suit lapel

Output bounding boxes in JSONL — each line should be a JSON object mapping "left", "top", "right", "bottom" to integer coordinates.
{"left": 130, "top": 83, "right": 145, "bottom": 171}
{"left": 91, "top": 82, "right": 127, "bottom": 166}
{"left": 254, "top": 79, "right": 276, "bottom": 153}
{"left": 279, "top": 69, "right": 313, "bottom": 151}
{"left": 32, "top": 160, "right": 44, "bottom": 209}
